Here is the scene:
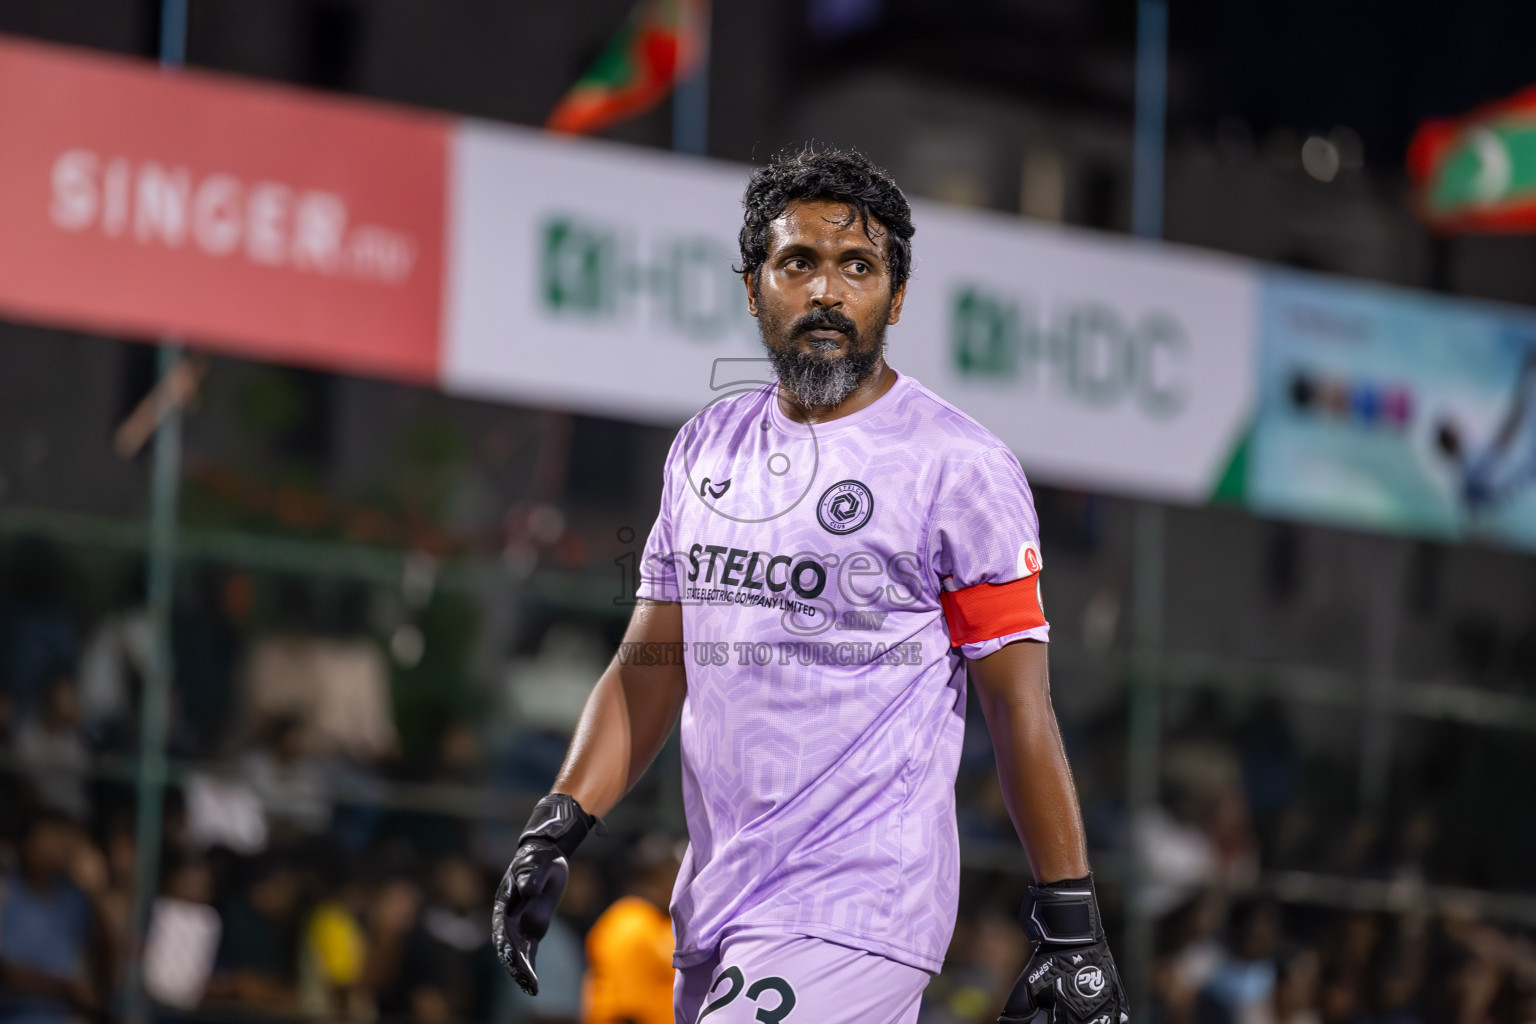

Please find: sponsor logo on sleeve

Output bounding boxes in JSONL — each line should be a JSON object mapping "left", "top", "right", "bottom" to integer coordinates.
{"left": 1018, "top": 540, "right": 1043, "bottom": 577}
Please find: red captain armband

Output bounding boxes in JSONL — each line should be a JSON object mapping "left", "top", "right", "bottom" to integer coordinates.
{"left": 939, "top": 573, "right": 1047, "bottom": 647}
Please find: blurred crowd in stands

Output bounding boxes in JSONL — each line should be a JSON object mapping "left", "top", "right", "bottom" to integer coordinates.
{"left": 1, "top": 540, "right": 1534, "bottom": 1024}
{"left": 0, "top": 662, "right": 682, "bottom": 1024}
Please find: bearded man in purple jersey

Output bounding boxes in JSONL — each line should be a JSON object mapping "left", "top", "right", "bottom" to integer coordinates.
{"left": 493, "top": 146, "right": 1127, "bottom": 1024}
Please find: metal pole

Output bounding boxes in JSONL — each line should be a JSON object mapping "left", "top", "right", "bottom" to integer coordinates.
{"left": 159, "top": 0, "right": 188, "bottom": 67}
{"left": 124, "top": 343, "right": 183, "bottom": 1021}
{"left": 671, "top": 0, "right": 710, "bottom": 155}
{"left": 1359, "top": 541, "right": 1404, "bottom": 808}
{"left": 1132, "top": 0, "right": 1168, "bottom": 241}
{"left": 124, "top": 3, "right": 189, "bottom": 1019}
{"left": 1125, "top": 3, "right": 1168, "bottom": 1017}
{"left": 1124, "top": 503, "right": 1164, "bottom": 1021}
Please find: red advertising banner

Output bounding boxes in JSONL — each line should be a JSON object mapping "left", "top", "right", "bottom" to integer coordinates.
{"left": 0, "top": 36, "right": 447, "bottom": 382}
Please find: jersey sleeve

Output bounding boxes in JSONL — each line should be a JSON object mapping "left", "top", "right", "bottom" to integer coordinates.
{"left": 636, "top": 429, "right": 685, "bottom": 603}
{"left": 927, "top": 445, "right": 1049, "bottom": 658}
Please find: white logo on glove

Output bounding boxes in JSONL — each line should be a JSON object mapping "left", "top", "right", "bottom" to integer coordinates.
{"left": 1075, "top": 966, "right": 1106, "bottom": 998}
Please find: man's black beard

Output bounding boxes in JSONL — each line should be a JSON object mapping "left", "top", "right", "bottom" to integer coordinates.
{"left": 761, "top": 305, "right": 887, "bottom": 409}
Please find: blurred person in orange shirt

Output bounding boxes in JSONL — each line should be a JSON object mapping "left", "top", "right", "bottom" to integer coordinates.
{"left": 581, "top": 835, "right": 682, "bottom": 1024}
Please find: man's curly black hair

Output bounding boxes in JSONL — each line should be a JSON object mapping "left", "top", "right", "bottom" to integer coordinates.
{"left": 739, "top": 145, "right": 915, "bottom": 293}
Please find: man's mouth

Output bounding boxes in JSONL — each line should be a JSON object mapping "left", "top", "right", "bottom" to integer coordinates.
{"left": 802, "top": 328, "right": 848, "bottom": 345}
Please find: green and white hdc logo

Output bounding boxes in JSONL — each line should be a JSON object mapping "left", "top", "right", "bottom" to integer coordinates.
{"left": 540, "top": 214, "right": 756, "bottom": 342}
{"left": 950, "top": 285, "right": 1190, "bottom": 419}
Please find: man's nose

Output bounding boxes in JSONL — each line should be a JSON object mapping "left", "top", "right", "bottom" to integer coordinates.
{"left": 808, "top": 269, "right": 844, "bottom": 309}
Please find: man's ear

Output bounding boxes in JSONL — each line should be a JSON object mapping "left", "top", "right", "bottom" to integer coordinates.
{"left": 743, "top": 271, "right": 759, "bottom": 317}
{"left": 887, "top": 280, "right": 907, "bottom": 325}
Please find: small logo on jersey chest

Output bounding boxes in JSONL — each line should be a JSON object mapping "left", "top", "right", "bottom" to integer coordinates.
{"left": 817, "top": 479, "right": 874, "bottom": 534}
{"left": 700, "top": 477, "right": 731, "bottom": 499}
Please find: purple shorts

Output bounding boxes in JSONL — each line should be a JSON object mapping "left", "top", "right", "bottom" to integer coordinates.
{"left": 674, "top": 931, "right": 932, "bottom": 1024}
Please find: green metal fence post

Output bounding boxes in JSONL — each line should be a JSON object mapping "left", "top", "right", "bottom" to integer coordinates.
{"left": 123, "top": 4, "right": 190, "bottom": 1018}
{"left": 1124, "top": 3, "right": 1169, "bottom": 1016}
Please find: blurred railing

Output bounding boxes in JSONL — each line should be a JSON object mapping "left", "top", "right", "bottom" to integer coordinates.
{"left": 0, "top": 505, "right": 625, "bottom": 615}
{"left": 0, "top": 745, "right": 539, "bottom": 821}
{"left": 8, "top": 504, "right": 1536, "bottom": 734}
{"left": 1046, "top": 647, "right": 1536, "bottom": 734}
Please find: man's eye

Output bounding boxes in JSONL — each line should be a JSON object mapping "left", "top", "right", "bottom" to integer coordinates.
{"left": 786, "top": 258, "right": 809, "bottom": 270}
{"left": 849, "top": 262, "right": 869, "bottom": 273}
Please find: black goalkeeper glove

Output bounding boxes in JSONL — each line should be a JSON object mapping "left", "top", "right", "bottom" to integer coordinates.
{"left": 491, "top": 793, "right": 598, "bottom": 996}
{"left": 998, "top": 874, "right": 1129, "bottom": 1024}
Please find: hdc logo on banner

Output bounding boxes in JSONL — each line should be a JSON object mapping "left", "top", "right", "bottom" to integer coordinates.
{"left": 539, "top": 214, "right": 753, "bottom": 342}
{"left": 948, "top": 284, "right": 1189, "bottom": 419}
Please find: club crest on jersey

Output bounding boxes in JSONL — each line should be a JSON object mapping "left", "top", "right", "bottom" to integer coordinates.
{"left": 817, "top": 479, "right": 874, "bottom": 535}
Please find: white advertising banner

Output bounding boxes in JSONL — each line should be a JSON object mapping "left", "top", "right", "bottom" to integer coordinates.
{"left": 898, "top": 205, "right": 1257, "bottom": 501}
{"left": 443, "top": 121, "right": 761, "bottom": 422}
{"left": 444, "top": 122, "right": 1258, "bottom": 501}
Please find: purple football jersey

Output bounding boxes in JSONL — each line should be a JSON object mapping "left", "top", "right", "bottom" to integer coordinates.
{"left": 637, "top": 370, "right": 1049, "bottom": 973}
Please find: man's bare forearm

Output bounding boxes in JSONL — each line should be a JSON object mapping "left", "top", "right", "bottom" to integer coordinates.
{"left": 970, "top": 640, "right": 1090, "bottom": 883}
{"left": 552, "top": 599, "right": 688, "bottom": 818}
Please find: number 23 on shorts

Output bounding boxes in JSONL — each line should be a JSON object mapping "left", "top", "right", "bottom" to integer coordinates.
{"left": 697, "top": 966, "right": 797, "bottom": 1024}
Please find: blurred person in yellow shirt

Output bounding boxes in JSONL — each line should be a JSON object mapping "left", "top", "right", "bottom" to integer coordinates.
{"left": 303, "top": 897, "right": 368, "bottom": 1019}
{"left": 581, "top": 834, "right": 682, "bottom": 1024}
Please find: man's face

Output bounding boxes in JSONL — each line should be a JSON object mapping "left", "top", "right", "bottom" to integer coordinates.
{"left": 746, "top": 199, "right": 906, "bottom": 408}
{"left": 22, "top": 820, "right": 73, "bottom": 878}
